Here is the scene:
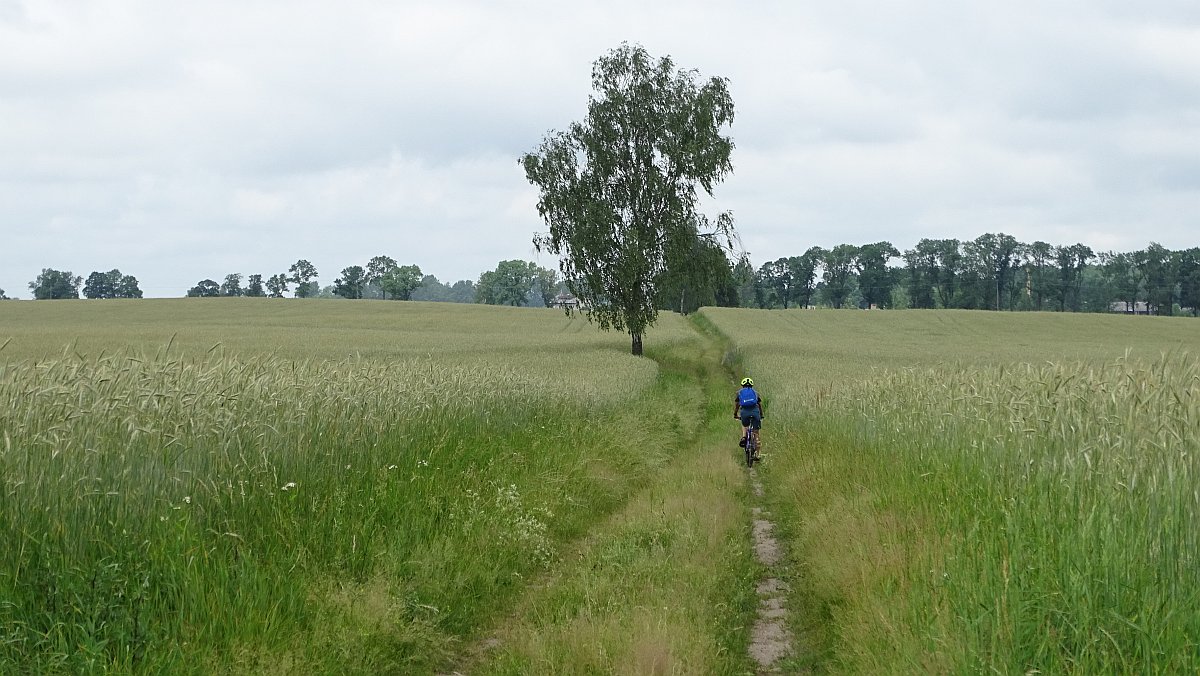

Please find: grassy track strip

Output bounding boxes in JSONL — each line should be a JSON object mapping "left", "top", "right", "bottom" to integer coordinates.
{"left": 691, "top": 311, "right": 825, "bottom": 673}
{"left": 441, "top": 331, "right": 759, "bottom": 675}
{"left": 463, "top": 434, "right": 755, "bottom": 675}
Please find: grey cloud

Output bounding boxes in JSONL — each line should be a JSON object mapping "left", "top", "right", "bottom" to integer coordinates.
{"left": 3, "top": 0, "right": 1199, "bottom": 298}
{"left": 0, "top": 0, "right": 34, "bottom": 28}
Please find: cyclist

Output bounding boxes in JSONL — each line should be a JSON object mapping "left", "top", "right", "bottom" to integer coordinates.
{"left": 734, "top": 377, "right": 765, "bottom": 457}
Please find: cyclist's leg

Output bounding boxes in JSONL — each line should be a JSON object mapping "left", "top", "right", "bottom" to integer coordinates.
{"left": 751, "top": 414, "right": 762, "bottom": 452}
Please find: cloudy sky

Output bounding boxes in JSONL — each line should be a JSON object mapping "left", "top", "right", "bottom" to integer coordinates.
{"left": 2, "top": 0, "right": 1198, "bottom": 298}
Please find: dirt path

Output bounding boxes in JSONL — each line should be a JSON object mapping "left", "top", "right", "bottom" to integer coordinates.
{"left": 437, "top": 325, "right": 805, "bottom": 674}
{"left": 747, "top": 466, "right": 794, "bottom": 673}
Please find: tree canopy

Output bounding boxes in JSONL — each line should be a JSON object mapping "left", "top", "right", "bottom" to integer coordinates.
{"left": 288, "top": 260, "right": 318, "bottom": 298}
{"left": 82, "top": 269, "right": 142, "bottom": 299}
{"left": 411, "top": 276, "right": 476, "bottom": 303}
{"left": 245, "top": 274, "right": 266, "bottom": 297}
{"left": 821, "top": 245, "right": 859, "bottom": 309}
{"left": 265, "top": 274, "right": 289, "bottom": 298}
{"left": 29, "top": 269, "right": 82, "bottom": 300}
{"left": 187, "top": 279, "right": 220, "bottom": 297}
{"left": 333, "top": 266, "right": 366, "bottom": 299}
{"left": 657, "top": 237, "right": 737, "bottom": 314}
{"left": 477, "top": 260, "right": 538, "bottom": 306}
{"left": 220, "top": 273, "right": 244, "bottom": 297}
{"left": 855, "top": 242, "right": 900, "bottom": 308}
{"left": 522, "top": 43, "right": 737, "bottom": 355}
{"left": 378, "top": 264, "right": 422, "bottom": 301}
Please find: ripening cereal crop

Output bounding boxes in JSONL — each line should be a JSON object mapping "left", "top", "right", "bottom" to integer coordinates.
{"left": 701, "top": 306, "right": 1200, "bottom": 673}
{"left": 0, "top": 299, "right": 693, "bottom": 672}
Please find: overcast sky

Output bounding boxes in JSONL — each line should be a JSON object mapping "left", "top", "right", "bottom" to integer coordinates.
{"left": 3, "top": 0, "right": 1198, "bottom": 298}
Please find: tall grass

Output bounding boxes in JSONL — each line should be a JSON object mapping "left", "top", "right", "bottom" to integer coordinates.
{"left": 829, "top": 354, "right": 1200, "bottom": 672}
{"left": 0, "top": 302, "right": 695, "bottom": 672}
{"left": 470, "top": 336, "right": 759, "bottom": 675}
{"left": 701, "top": 307, "right": 1200, "bottom": 673}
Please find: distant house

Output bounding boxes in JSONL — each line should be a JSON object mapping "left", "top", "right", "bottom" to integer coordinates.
{"left": 552, "top": 292, "right": 582, "bottom": 310}
{"left": 1110, "top": 301, "right": 1151, "bottom": 315}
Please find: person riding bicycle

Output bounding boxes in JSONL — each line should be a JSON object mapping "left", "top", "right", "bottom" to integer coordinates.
{"left": 734, "top": 377, "right": 765, "bottom": 457}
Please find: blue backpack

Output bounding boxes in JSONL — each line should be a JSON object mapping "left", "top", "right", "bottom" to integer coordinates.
{"left": 738, "top": 386, "right": 758, "bottom": 408}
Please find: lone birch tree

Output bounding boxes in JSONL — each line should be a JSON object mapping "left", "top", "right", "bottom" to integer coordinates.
{"left": 521, "top": 43, "right": 737, "bottom": 355}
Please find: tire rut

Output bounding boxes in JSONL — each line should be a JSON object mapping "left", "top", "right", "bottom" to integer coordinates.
{"left": 747, "top": 466, "right": 794, "bottom": 673}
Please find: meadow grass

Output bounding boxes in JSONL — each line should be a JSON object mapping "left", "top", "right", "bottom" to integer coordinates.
{"left": 701, "top": 307, "right": 1200, "bottom": 673}
{"left": 465, "top": 335, "right": 759, "bottom": 675}
{"left": 0, "top": 299, "right": 699, "bottom": 673}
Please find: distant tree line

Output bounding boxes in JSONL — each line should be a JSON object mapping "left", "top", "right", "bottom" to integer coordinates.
{"left": 181, "top": 257, "right": 567, "bottom": 307}
{"left": 20, "top": 234, "right": 1198, "bottom": 317}
{"left": 187, "top": 260, "right": 318, "bottom": 299}
{"left": 23, "top": 268, "right": 144, "bottom": 300}
{"left": 741, "top": 235, "right": 1200, "bottom": 316}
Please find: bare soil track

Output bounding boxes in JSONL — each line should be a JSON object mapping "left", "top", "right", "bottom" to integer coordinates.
{"left": 748, "top": 468, "right": 794, "bottom": 673}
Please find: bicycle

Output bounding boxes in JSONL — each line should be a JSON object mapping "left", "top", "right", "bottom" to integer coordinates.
{"left": 743, "top": 425, "right": 757, "bottom": 468}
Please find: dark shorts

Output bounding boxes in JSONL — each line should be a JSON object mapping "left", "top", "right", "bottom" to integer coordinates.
{"left": 739, "top": 408, "right": 761, "bottom": 430}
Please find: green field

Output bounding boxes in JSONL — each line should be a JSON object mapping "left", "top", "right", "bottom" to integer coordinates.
{"left": 3, "top": 301, "right": 1198, "bottom": 673}
{"left": 701, "top": 308, "right": 1200, "bottom": 673}
{"left": 2, "top": 299, "right": 759, "bottom": 673}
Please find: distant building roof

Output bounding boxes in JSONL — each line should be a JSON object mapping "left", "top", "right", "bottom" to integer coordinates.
{"left": 553, "top": 292, "right": 584, "bottom": 309}
{"left": 1110, "top": 301, "right": 1150, "bottom": 313}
